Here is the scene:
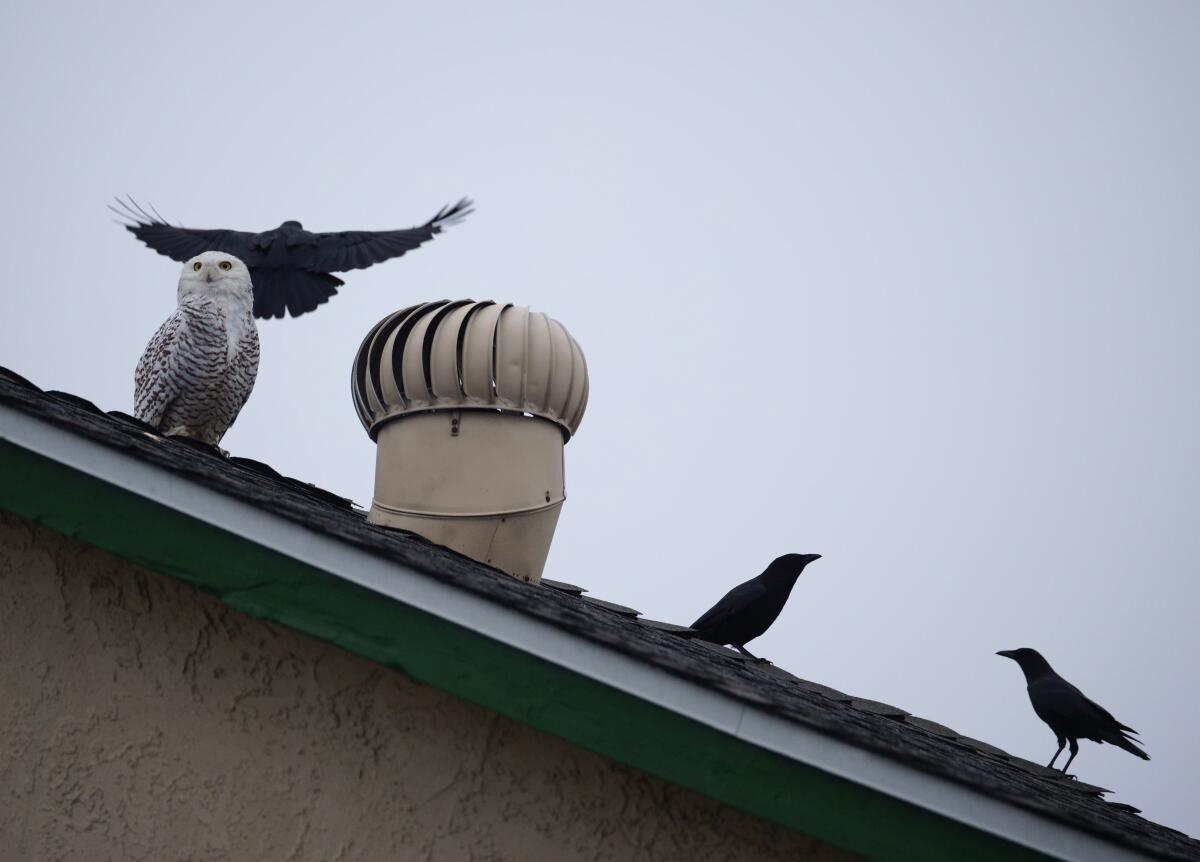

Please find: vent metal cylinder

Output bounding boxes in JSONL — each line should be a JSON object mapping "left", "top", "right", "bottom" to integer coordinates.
{"left": 351, "top": 300, "right": 588, "bottom": 582}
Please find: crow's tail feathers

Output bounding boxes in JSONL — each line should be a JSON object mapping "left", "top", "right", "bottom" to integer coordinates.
{"left": 252, "top": 270, "right": 342, "bottom": 320}
{"left": 1105, "top": 729, "right": 1150, "bottom": 761}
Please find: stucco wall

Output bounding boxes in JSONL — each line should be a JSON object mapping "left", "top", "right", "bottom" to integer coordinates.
{"left": 0, "top": 510, "right": 859, "bottom": 862}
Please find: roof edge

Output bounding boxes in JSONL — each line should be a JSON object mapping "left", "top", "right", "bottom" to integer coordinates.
{"left": 0, "top": 403, "right": 1156, "bottom": 862}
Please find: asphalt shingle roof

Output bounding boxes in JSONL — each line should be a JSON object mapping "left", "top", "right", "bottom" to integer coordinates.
{"left": 1, "top": 366, "right": 1197, "bottom": 862}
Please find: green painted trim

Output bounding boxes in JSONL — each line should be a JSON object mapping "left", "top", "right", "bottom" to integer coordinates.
{"left": 0, "top": 440, "right": 1050, "bottom": 862}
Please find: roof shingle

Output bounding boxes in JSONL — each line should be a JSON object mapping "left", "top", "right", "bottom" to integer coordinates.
{"left": 1, "top": 365, "right": 1196, "bottom": 862}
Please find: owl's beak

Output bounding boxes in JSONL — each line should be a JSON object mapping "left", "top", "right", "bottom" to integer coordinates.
{"left": 205, "top": 269, "right": 214, "bottom": 283}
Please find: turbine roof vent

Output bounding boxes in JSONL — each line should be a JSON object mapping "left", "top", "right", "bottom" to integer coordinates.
{"left": 352, "top": 300, "right": 588, "bottom": 442}
{"left": 351, "top": 300, "right": 589, "bottom": 583}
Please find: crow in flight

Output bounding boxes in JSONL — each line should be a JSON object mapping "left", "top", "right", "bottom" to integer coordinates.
{"left": 112, "top": 197, "right": 473, "bottom": 320}
{"left": 691, "top": 554, "right": 821, "bottom": 661}
{"left": 997, "top": 648, "right": 1148, "bottom": 774}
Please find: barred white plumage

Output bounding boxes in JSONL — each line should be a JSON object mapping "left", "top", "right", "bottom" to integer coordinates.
{"left": 134, "top": 251, "right": 259, "bottom": 445}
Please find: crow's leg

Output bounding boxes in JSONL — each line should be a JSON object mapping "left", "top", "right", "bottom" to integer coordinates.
{"left": 1061, "top": 738, "right": 1080, "bottom": 775}
{"left": 1047, "top": 738, "right": 1066, "bottom": 770}
{"left": 734, "top": 644, "right": 772, "bottom": 664}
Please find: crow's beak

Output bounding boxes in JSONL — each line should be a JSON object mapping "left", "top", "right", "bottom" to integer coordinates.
{"left": 996, "top": 650, "right": 1015, "bottom": 659}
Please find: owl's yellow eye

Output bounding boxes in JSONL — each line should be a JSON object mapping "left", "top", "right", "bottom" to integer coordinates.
{"left": 193, "top": 261, "right": 202, "bottom": 271}
{"left": 218, "top": 261, "right": 232, "bottom": 271}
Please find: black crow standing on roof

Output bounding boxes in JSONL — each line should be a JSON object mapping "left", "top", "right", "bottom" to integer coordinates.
{"left": 997, "top": 648, "right": 1149, "bottom": 774}
{"left": 691, "top": 554, "right": 821, "bottom": 662}
{"left": 112, "top": 197, "right": 473, "bottom": 320}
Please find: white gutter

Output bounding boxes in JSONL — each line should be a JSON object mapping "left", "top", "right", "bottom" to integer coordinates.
{"left": 0, "top": 403, "right": 1154, "bottom": 862}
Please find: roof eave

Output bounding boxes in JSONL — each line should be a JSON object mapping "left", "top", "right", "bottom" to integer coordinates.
{"left": 0, "top": 403, "right": 1155, "bottom": 862}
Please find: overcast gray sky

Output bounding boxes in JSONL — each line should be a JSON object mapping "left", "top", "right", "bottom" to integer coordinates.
{"left": 2, "top": 0, "right": 1197, "bottom": 837}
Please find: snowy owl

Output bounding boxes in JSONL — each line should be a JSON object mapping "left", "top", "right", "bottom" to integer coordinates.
{"left": 134, "top": 251, "right": 260, "bottom": 445}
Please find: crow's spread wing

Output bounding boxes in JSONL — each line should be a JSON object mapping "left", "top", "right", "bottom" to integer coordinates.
{"left": 298, "top": 198, "right": 473, "bottom": 273}
{"left": 114, "top": 196, "right": 472, "bottom": 320}
{"left": 692, "top": 581, "right": 768, "bottom": 632}
{"left": 112, "top": 198, "right": 258, "bottom": 264}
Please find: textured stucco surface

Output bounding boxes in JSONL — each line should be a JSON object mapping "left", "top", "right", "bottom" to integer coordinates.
{"left": 0, "top": 511, "right": 859, "bottom": 862}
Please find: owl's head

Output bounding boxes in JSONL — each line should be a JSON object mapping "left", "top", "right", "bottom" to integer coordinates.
{"left": 178, "top": 251, "right": 253, "bottom": 308}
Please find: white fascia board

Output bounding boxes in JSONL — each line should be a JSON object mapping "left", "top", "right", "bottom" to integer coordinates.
{"left": 0, "top": 404, "right": 1153, "bottom": 862}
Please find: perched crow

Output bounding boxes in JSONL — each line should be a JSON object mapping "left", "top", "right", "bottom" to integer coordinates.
{"left": 691, "top": 554, "right": 821, "bottom": 661}
{"left": 112, "top": 197, "right": 473, "bottom": 320}
{"left": 997, "top": 648, "right": 1149, "bottom": 774}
